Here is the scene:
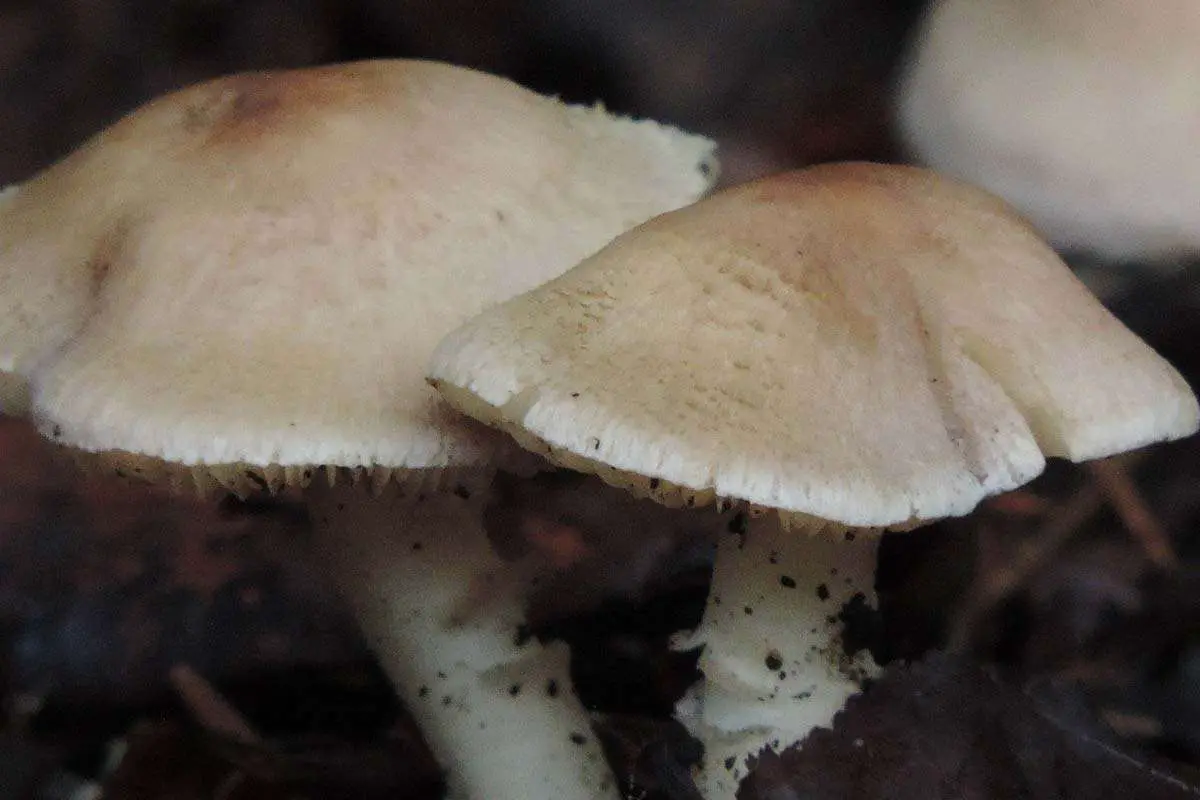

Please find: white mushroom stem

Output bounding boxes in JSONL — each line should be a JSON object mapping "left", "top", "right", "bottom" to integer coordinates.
{"left": 673, "top": 514, "right": 881, "bottom": 800}
{"left": 307, "top": 480, "right": 619, "bottom": 800}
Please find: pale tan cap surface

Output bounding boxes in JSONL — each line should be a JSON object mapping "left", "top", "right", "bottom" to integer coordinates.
{"left": 429, "top": 163, "right": 1199, "bottom": 528}
{"left": 0, "top": 60, "right": 717, "bottom": 475}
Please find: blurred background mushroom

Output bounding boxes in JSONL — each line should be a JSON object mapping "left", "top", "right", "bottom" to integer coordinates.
{"left": 1, "top": 2, "right": 1198, "bottom": 799}
{"left": 896, "top": 0, "right": 1200, "bottom": 296}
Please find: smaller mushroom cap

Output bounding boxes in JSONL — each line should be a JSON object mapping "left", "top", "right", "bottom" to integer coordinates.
{"left": 0, "top": 60, "right": 717, "bottom": 490}
{"left": 429, "top": 163, "right": 1199, "bottom": 528}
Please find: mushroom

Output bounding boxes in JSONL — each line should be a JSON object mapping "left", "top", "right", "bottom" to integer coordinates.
{"left": 896, "top": 0, "right": 1200, "bottom": 265}
{"left": 427, "top": 162, "right": 1199, "bottom": 798}
{"left": 0, "top": 60, "right": 717, "bottom": 799}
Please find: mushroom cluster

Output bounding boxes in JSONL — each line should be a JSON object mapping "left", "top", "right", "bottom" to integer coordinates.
{"left": 5, "top": 55, "right": 1197, "bottom": 800}
{"left": 428, "top": 162, "right": 1199, "bottom": 798}
{"left": 0, "top": 59, "right": 717, "bottom": 800}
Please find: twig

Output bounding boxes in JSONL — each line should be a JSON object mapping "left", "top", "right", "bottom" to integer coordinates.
{"left": 948, "top": 482, "right": 1106, "bottom": 652}
{"left": 948, "top": 452, "right": 1167, "bottom": 651}
{"left": 1086, "top": 457, "right": 1177, "bottom": 570}
{"left": 168, "top": 664, "right": 261, "bottom": 746}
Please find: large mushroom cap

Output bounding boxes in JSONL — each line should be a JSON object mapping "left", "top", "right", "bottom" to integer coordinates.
{"left": 0, "top": 60, "right": 716, "bottom": 486}
{"left": 429, "top": 162, "right": 1199, "bottom": 528}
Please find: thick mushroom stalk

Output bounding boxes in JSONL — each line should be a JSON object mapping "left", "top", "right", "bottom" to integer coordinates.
{"left": 674, "top": 518, "right": 879, "bottom": 797}
{"left": 308, "top": 480, "right": 616, "bottom": 800}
